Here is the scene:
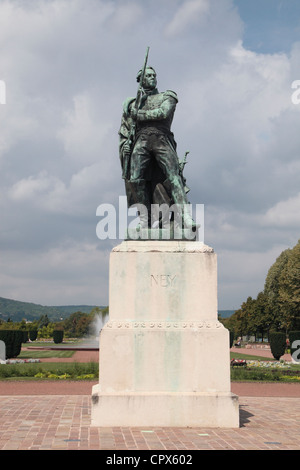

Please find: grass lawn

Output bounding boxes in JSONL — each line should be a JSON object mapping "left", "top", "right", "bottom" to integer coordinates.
{"left": 19, "top": 350, "right": 75, "bottom": 359}
{"left": 230, "top": 352, "right": 277, "bottom": 361}
{"left": 0, "top": 345, "right": 97, "bottom": 380}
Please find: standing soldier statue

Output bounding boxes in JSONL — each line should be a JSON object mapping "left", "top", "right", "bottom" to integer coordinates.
{"left": 118, "top": 48, "right": 197, "bottom": 236}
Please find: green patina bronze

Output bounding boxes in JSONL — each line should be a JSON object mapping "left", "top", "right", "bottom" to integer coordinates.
{"left": 118, "top": 47, "right": 198, "bottom": 239}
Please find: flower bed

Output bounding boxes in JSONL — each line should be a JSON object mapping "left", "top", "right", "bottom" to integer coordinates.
{"left": 230, "top": 357, "right": 300, "bottom": 382}
{"left": 281, "top": 375, "right": 300, "bottom": 382}
{"left": 1, "top": 359, "right": 41, "bottom": 364}
{"left": 246, "top": 360, "right": 291, "bottom": 369}
{"left": 231, "top": 359, "right": 247, "bottom": 367}
{"left": 34, "top": 372, "right": 96, "bottom": 380}
{"left": 231, "top": 358, "right": 291, "bottom": 369}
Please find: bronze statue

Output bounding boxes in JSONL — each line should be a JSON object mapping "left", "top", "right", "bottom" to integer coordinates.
{"left": 119, "top": 48, "right": 197, "bottom": 236}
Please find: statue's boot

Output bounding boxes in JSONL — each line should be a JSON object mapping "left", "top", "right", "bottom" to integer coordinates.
{"left": 166, "top": 176, "right": 199, "bottom": 230}
{"left": 128, "top": 179, "right": 151, "bottom": 229}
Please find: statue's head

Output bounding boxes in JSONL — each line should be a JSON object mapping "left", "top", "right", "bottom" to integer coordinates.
{"left": 136, "top": 66, "right": 157, "bottom": 91}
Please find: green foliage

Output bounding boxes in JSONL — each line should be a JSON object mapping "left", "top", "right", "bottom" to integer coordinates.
{"left": 38, "top": 314, "right": 50, "bottom": 328}
{"left": 264, "top": 240, "right": 300, "bottom": 331}
{"left": 0, "top": 361, "right": 98, "bottom": 380}
{"left": 231, "top": 367, "right": 282, "bottom": 382}
{"left": 29, "top": 330, "right": 38, "bottom": 341}
{"left": 22, "top": 331, "right": 28, "bottom": 343}
{"left": 0, "top": 330, "right": 23, "bottom": 359}
{"left": 60, "top": 307, "right": 109, "bottom": 338}
{"left": 223, "top": 295, "right": 268, "bottom": 339}
{"left": 19, "top": 350, "right": 74, "bottom": 359}
{"left": 53, "top": 329, "right": 64, "bottom": 344}
{"left": 0, "top": 362, "right": 99, "bottom": 380}
{"left": 229, "top": 330, "right": 234, "bottom": 348}
{"left": 61, "top": 311, "right": 92, "bottom": 337}
{"left": 37, "top": 323, "right": 55, "bottom": 339}
{"left": 0, "top": 306, "right": 109, "bottom": 340}
{"left": 270, "top": 332, "right": 286, "bottom": 360}
{"left": 225, "top": 240, "right": 300, "bottom": 338}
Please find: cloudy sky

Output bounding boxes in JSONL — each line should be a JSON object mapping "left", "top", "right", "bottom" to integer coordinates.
{"left": 0, "top": 0, "right": 299, "bottom": 310}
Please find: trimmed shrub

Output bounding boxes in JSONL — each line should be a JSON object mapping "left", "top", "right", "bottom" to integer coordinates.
{"left": 11, "top": 330, "right": 23, "bottom": 358}
{"left": 289, "top": 331, "right": 300, "bottom": 362}
{"left": 0, "top": 330, "right": 23, "bottom": 359}
{"left": 0, "top": 331, "right": 12, "bottom": 358}
{"left": 22, "top": 331, "right": 28, "bottom": 343}
{"left": 270, "top": 332, "right": 286, "bottom": 360}
{"left": 29, "top": 330, "right": 38, "bottom": 341}
{"left": 229, "top": 330, "right": 235, "bottom": 348}
{"left": 53, "top": 330, "right": 64, "bottom": 344}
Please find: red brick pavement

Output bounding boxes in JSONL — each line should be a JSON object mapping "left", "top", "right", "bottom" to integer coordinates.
{"left": 0, "top": 346, "right": 299, "bottom": 450}
{"left": 0, "top": 394, "right": 299, "bottom": 450}
{"left": 1, "top": 380, "right": 300, "bottom": 397}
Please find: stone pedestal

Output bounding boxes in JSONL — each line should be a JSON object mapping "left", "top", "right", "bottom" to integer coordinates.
{"left": 91, "top": 241, "right": 239, "bottom": 428}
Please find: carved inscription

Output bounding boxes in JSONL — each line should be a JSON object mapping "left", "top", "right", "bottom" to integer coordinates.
{"left": 151, "top": 274, "right": 176, "bottom": 287}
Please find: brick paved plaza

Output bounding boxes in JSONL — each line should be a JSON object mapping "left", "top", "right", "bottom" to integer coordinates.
{"left": 0, "top": 348, "right": 299, "bottom": 451}
{"left": 0, "top": 391, "right": 299, "bottom": 450}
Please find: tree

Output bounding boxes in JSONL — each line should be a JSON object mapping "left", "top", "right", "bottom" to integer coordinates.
{"left": 38, "top": 314, "right": 50, "bottom": 328}
{"left": 61, "top": 311, "right": 93, "bottom": 337}
{"left": 264, "top": 248, "right": 291, "bottom": 331}
{"left": 225, "top": 297, "right": 256, "bottom": 338}
{"left": 249, "top": 292, "right": 269, "bottom": 341}
{"left": 278, "top": 240, "right": 300, "bottom": 330}
{"left": 263, "top": 240, "right": 300, "bottom": 332}
{"left": 38, "top": 323, "right": 54, "bottom": 339}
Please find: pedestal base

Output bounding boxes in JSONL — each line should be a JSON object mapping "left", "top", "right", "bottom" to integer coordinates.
{"left": 91, "top": 241, "right": 239, "bottom": 428}
{"left": 91, "top": 386, "right": 239, "bottom": 428}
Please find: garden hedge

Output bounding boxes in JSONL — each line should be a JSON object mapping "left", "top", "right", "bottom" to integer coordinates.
{"left": 0, "top": 330, "right": 23, "bottom": 359}
{"left": 53, "top": 330, "right": 64, "bottom": 344}
{"left": 29, "top": 330, "right": 38, "bottom": 341}
{"left": 229, "top": 330, "right": 235, "bottom": 348}
{"left": 22, "top": 331, "right": 28, "bottom": 343}
{"left": 289, "top": 331, "right": 300, "bottom": 362}
{"left": 270, "top": 332, "right": 286, "bottom": 360}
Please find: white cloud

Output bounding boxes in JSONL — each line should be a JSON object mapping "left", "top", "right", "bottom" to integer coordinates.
{"left": 217, "top": 244, "right": 288, "bottom": 307}
{"left": 164, "top": 0, "right": 209, "bottom": 37}
{"left": 57, "top": 92, "right": 112, "bottom": 165}
{"left": 8, "top": 163, "right": 119, "bottom": 217}
{"left": 108, "top": 2, "right": 143, "bottom": 32}
{"left": 262, "top": 192, "right": 300, "bottom": 228}
{"left": 0, "top": 241, "right": 111, "bottom": 305}
{"left": 0, "top": 0, "right": 299, "bottom": 308}
{"left": 9, "top": 171, "right": 62, "bottom": 202}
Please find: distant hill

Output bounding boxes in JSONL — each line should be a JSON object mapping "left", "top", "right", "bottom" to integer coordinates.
{"left": 0, "top": 296, "right": 101, "bottom": 322}
{"left": 218, "top": 310, "right": 236, "bottom": 318}
{"left": 0, "top": 296, "right": 236, "bottom": 323}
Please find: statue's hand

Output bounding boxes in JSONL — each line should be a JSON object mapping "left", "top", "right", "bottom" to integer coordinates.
{"left": 123, "top": 141, "right": 131, "bottom": 157}
{"left": 130, "top": 107, "right": 137, "bottom": 121}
